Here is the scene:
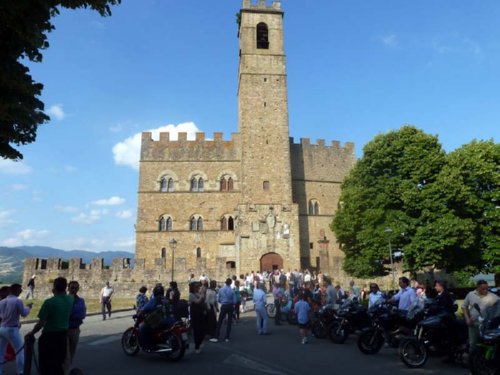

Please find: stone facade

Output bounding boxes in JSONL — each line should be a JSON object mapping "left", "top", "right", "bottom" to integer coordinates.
{"left": 24, "top": 1, "right": 390, "bottom": 298}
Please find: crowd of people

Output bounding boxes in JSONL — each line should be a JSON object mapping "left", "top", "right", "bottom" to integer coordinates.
{"left": 0, "top": 278, "right": 87, "bottom": 375}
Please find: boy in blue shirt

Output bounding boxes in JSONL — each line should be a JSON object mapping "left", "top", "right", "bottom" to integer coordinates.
{"left": 294, "top": 291, "right": 311, "bottom": 344}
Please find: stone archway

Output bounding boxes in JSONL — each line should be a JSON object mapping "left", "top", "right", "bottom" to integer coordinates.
{"left": 260, "top": 252, "right": 283, "bottom": 272}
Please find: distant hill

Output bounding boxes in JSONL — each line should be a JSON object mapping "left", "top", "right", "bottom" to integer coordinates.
{"left": 0, "top": 246, "right": 134, "bottom": 284}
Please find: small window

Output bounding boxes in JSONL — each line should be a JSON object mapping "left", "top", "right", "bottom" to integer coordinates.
{"left": 196, "top": 247, "right": 202, "bottom": 258}
{"left": 159, "top": 217, "right": 166, "bottom": 231}
{"left": 220, "top": 177, "right": 227, "bottom": 191}
{"left": 159, "top": 216, "right": 173, "bottom": 231}
{"left": 198, "top": 178, "right": 204, "bottom": 192}
{"left": 309, "top": 242, "right": 314, "bottom": 250}
{"left": 166, "top": 217, "right": 173, "bottom": 231}
{"left": 221, "top": 217, "right": 228, "bottom": 230}
{"left": 197, "top": 217, "right": 204, "bottom": 231}
{"left": 191, "top": 216, "right": 203, "bottom": 231}
{"left": 160, "top": 178, "right": 167, "bottom": 192}
{"left": 228, "top": 216, "right": 234, "bottom": 231}
{"left": 221, "top": 216, "right": 235, "bottom": 231}
{"left": 190, "top": 217, "right": 198, "bottom": 231}
{"left": 309, "top": 200, "right": 320, "bottom": 215}
{"left": 191, "top": 177, "right": 198, "bottom": 192}
{"left": 227, "top": 177, "right": 234, "bottom": 191}
{"left": 263, "top": 181, "right": 270, "bottom": 190}
{"left": 161, "top": 247, "right": 167, "bottom": 258}
{"left": 160, "top": 177, "right": 174, "bottom": 192}
{"left": 257, "top": 22, "right": 269, "bottom": 49}
{"left": 167, "top": 178, "right": 174, "bottom": 192}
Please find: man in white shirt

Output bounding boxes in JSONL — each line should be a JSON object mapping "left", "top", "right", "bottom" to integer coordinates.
{"left": 99, "top": 282, "right": 114, "bottom": 320}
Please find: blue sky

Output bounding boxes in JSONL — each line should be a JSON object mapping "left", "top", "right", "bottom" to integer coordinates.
{"left": 1, "top": 0, "right": 498, "bottom": 253}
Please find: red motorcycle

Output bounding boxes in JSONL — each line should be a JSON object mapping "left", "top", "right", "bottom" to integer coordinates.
{"left": 121, "top": 314, "right": 189, "bottom": 361}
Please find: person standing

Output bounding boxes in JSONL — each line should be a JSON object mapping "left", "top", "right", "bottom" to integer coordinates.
{"left": 294, "top": 292, "right": 311, "bottom": 344}
{"left": 0, "top": 283, "right": 32, "bottom": 375}
{"left": 26, "top": 277, "right": 73, "bottom": 375}
{"left": 188, "top": 282, "right": 206, "bottom": 354}
{"left": 434, "top": 280, "right": 455, "bottom": 314}
{"left": 253, "top": 283, "right": 268, "bottom": 335}
{"left": 99, "top": 282, "right": 114, "bottom": 320}
{"left": 462, "top": 280, "right": 499, "bottom": 348}
{"left": 25, "top": 275, "right": 36, "bottom": 300}
{"left": 389, "top": 277, "right": 417, "bottom": 311}
{"left": 66, "top": 281, "right": 86, "bottom": 372}
{"left": 349, "top": 280, "right": 360, "bottom": 300}
{"left": 272, "top": 282, "right": 284, "bottom": 325}
{"left": 210, "top": 278, "right": 235, "bottom": 343}
{"left": 166, "top": 281, "right": 180, "bottom": 319}
{"left": 205, "top": 280, "right": 218, "bottom": 339}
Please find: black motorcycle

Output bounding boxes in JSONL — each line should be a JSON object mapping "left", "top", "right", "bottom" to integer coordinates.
{"left": 122, "top": 314, "right": 190, "bottom": 361}
{"left": 329, "top": 299, "right": 370, "bottom": 344}
{"left": 469, "top": 302, "right": 500, "bottom": 375}
{"left": 311, "top": 303, "right": 337, "bottom": 339}
{"left": 357, "top": 300, "right": 424, "bottom": 354}
{"left": 398, "top": 308, "right": 468, "bottom": 368}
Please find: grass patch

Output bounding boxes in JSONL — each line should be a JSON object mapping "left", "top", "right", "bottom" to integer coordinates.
{"left": 21, "top": 298, "right": 135, "bottom": 320}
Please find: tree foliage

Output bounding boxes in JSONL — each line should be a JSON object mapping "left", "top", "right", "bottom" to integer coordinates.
{"left": 332, "top": 126, "right": 498, "bottom": 279}
{"left": 0, "top": 0, "right": 121, "bottom": 160}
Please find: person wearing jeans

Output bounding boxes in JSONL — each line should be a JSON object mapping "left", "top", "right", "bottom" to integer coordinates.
{"left": 253, "top": 283, "right": 268, "bottom": 335}
{"left": 0, "top": 283, "right": 32, "bottom": 375}
{"left": 210, "top": 278, "right": 235, "bottom": 342}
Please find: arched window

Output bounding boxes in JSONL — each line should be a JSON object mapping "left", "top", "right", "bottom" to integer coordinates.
{"left": 160, "top": 178, "right": 167, "bottom": 192}
{"left": 161, "top": 247, "right": 166, "bottom": 258}
{"left": 167, "top": 178, "right": 174, "bottom": 192}
{"left": 228, "top": 216, "right": 234, "bottom": 231}
{"left": 257, "top": 23, "right": 269, "bottom": 49}
{"left": 221, "top": 216, "right": 227, "bottom": 230}
{"left": 191, "top": 176, "right": 205, "bottom": 192}
{"left": 221, "top": 216, "right": 235, "bottom": 231}
{"left": 308, "top": 200, "right": 320, "bottom": 215}
{"left": 159, "top": 216, "right": 173, "bottom": 231}
{"left": 220, "top": 177, "right": 227, "bottom": 191}
{"left": 190, "top": 216, "right": 204, "bottom": 231}
{"left": 227, "top": 177, "right": 234, "bottom": 191}
{"left": 196, "top": 247, "right": 202, "bottom": 258}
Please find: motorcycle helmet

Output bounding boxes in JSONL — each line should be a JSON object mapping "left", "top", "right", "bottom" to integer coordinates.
{"left": 153, "top": 284, "right": 165, "bottom": 297}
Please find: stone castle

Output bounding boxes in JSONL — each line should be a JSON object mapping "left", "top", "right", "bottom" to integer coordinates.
{"left": 23, "top": 0, "right": 371, "bottom": 298}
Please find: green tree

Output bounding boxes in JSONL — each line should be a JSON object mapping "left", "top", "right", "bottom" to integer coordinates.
{"left": 332, "top": 126, "right": 446, "bottom": 278}
{"left": 0, "top": 0, "right": 121, "bottom": 160}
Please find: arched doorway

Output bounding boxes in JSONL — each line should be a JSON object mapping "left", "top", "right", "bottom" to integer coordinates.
{"left": 260, "top": 253, "right": 283, "bottom": 272}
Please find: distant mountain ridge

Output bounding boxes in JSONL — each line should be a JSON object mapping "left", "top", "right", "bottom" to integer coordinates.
{"left": 0, "top": 246, "right": 134, "bottom": 284}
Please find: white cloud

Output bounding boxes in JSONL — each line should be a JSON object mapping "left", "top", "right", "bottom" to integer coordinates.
{"left": 92, "top": 196, "right": 125, "bottom": 206}
{"left": 0, "top": 159, "right": 32, "bottom": 174}
{"left": 112, "top": 122, "right": 200, "bottom": 170}
{"left": 1, "top": 228, "right": 49, "bottom": 246}
{"left": 116, "top": 210, "right": 133, "bottom": 219}
{"left": 47, "top": 104, "right": 66, "bottom": 120}
{"left": 112, "top": 237, "right": 135, "bottom": 248}
{"left": 55, "top": 205, "right": 79, "bottom": 213}
{"left": 0, "top": 210, "right": 16, "bottom": 226}
{"left": 72, "top": 209, "right": 108, "bottom": 224}
{"left": 378, "top": 34, "right": 399, "bottom": 48}
{"left": 64, "top": 165, "right": 77, "bottom": 172}
{"left": 11, "top": 184, "right": 27, "bottom": 191}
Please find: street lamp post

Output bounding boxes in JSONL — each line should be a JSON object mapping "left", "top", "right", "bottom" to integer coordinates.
{"left": 384, "top": 228, "right": 395, "bottom": 290}
{"left": 169, "top": 239, "right": 177, "bottom": 282}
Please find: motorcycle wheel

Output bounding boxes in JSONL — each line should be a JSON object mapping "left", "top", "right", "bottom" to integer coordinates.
{"left": 311, "top": 320, "right": 328, "bottom": 339}
{"left": 121, "top": 327, "right": 140, "bottom": 356}
{"left": 357, "top": 329, "right": 384, "bottom": 355}
{"left": 163, "top": 334, "right": 185, "bottom": 362}
{"left": 266, "top": 304, "right": 276, "bottom": 318}
{"left": 399, "top": 338, "right": 428, "bottom": 368}
{"left": 287, "top": 310, "right": 298, "bottom": 325}
{"left": 469, "top": 346, "right": 499, "bottom": 375}
{"left": 329, "top": 321, "right": 349, "bottom": 344}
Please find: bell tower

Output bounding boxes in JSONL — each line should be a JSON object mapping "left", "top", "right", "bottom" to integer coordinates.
{"left": 238, "top": 0, "right": 292, "bottom": 204}
{"left": 236, "top": 0, "right": 300, "bottom": 273}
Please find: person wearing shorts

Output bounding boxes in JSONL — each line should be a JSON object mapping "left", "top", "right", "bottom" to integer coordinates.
{"left": 294, "top": 291, "right": 311, "bottom": 344}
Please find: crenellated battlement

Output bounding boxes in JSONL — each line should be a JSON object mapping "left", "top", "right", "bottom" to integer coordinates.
{"left": 141, "top": 131, "right": 241, "bottom": 162}
{"left": 290, "top": 137, "right": 355, "bottom": 154}
{"left": 242, "top": 0, "right": 281, "bottom": 11}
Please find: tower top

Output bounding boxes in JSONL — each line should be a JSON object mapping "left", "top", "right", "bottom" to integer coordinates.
{"left": 242, "top": 0, "right": 281, "bottom": 11}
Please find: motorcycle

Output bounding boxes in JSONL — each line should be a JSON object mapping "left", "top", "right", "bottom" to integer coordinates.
{"left": 266, "top": 294, "right": 298, "bottom": 325}
{"left": 329, "top": 299, "right": 370, "bottom": 344}
{"left": 469, "top": 302, "right": 500, "bottom": 375}
{"left": 121, "top": 314, "right": 190, "bottom": 361}
{"left": 398, "top": 306, "right": 468, "bottom": 368}
{"left": 357, "top": 299, "right": 424, "bottom": 355}
{"left": 311, "top": 303, "right": 338, "bottom": 339}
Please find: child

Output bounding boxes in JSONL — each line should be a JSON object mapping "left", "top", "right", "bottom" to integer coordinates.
{"left": 294, "top": 291, "right": 311, "bottom": 344}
